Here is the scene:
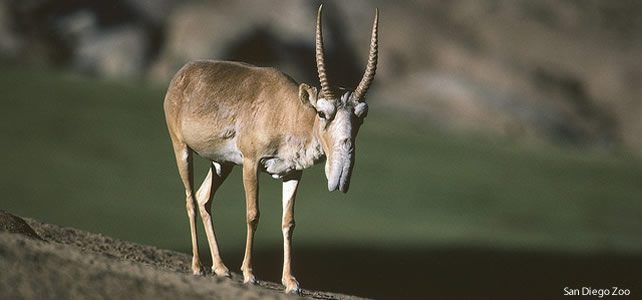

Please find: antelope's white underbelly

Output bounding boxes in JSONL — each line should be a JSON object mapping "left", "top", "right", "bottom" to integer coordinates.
{"left": 193, "top": 139, "right": 244, "bottom": 165}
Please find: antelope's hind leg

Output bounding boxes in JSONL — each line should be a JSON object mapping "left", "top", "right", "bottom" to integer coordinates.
{"left": 171, "top": 143, "right": 202, "bottom": 275}
{"left": 195, "top": 162, "right": 233, "bottom": 277}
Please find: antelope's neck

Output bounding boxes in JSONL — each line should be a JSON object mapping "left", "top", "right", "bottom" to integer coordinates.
{"left": 308, "top": 119, "right": 326, "bottom": 165}
{"left": 261, "top": 104, "right": 326, "bottom": 179}
{"left": 298, "top": 123, "right": 325, "bottom": 168}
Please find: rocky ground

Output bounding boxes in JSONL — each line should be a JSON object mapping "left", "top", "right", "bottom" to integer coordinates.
{"left": 0, "top": 210, "right": 365, "bottom": 300}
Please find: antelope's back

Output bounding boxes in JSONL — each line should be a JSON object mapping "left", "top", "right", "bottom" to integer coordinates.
{"left": 164, "top": 59, "right": 299, "bottom": 123}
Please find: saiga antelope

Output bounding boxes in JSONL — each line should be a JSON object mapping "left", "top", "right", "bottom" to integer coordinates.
{"left": 163, "top": 5, "right": 378, "bottom": 293}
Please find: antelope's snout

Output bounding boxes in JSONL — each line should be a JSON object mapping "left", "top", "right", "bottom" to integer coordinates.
{"left": 326, "top": 138, "right": 355, "bottom": 193}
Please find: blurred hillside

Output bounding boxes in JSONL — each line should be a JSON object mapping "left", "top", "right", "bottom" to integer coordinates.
{"left": 1, "top": 0, "right": 641, "bottom": 153}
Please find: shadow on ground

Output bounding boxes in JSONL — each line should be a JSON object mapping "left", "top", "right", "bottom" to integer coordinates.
{"left": 199, "top": 246, "right": 642, "bottom": 300}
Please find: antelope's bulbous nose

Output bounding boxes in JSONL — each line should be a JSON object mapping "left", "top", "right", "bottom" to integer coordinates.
{"left": 326, "top": 139, "right": 355, "bottom": 193}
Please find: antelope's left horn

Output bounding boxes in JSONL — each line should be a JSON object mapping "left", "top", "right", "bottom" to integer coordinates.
{"left": 316, "top": 4, "right": 336, "bottom": 100}
{"left": 353, "top": 8, "right": 379, "bottom": 101}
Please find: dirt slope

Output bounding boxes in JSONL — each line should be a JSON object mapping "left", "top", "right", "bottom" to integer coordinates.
{"left": 0, "top": 211, "right": 366, "bottom": 300}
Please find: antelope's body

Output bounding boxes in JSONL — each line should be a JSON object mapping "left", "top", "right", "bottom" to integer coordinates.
{"left": 165, "top": 61, "right": 321, "bottom": 173}
{"left": 163, "top": 5, "right": 378, "bottom": 294}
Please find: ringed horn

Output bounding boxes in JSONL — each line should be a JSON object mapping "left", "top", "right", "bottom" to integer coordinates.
{"left": 315, "top": 5, "right": 379, "bottom": 101}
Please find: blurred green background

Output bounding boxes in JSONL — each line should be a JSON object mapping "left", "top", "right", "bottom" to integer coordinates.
{"left": 3, "top": 65, "right": 640, "bottom": 252}
{"left": 1, "top": 1, "right": 642, "bottom": 299}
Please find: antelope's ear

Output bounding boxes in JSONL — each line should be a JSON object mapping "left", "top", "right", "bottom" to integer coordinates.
{"left": 299, "top": 83, "right": 318, "bottom": 107}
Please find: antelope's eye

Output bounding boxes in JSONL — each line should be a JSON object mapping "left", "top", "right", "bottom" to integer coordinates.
{"left": 318, "top": 111, "right": 327, "bottom": 119}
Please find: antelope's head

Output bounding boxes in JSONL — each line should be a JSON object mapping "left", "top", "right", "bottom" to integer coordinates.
{"left": 299, "top": 5, "right": 379, "bottom": 193}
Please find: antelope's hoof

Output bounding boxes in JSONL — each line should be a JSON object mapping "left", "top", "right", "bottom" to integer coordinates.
{"left": 212, "top": 265, "right": 231, "bottom": 277}
{"left": 283, "top": 277, "right": 301, "bottom": 294}
{"left": 243, "top": 272, "right": 257, "bottom": 284}
{"left": 191, "top": 257, "right": 204, "bottom": 275}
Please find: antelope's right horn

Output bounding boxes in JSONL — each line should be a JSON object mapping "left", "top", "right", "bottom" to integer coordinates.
{"left": 353, "top": 8, "right": 379, "bottom": 101}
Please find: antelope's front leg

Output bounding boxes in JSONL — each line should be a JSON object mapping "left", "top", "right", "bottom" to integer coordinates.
{"left": 281, "top": 171, "right": 302, "bottom": 294}
{"left": 241, "top": 160, "right": 260, "bottom": 284}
